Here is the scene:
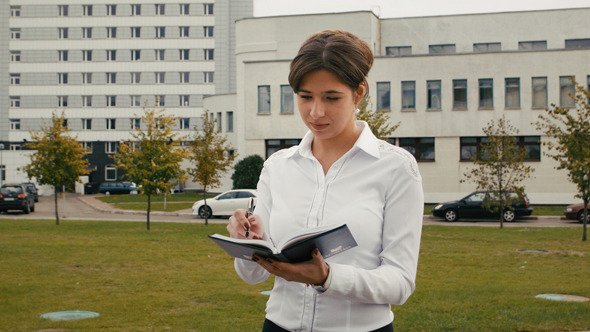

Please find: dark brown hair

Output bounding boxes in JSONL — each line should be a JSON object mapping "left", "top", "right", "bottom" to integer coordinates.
{"left": 288, "top": 30, "right": 373, "bottom": 96}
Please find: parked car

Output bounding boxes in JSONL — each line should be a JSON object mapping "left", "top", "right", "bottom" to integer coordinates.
{"left": 564, "top": 202, "right": 590, "bottom": 223}
{"left": 192, "top": 189, "right": 257, "bottom": 218}
{"left": 21, "top": 182, "right": 39, "bottom": 202}
{"left": 0, "top": 184, "right": 35, "bottom": 214}
{"left": 99, "top": 181, "right": 139, "bottom": 195}
{"left": 84, "top": 182, "right": 101, "bottom": 195}
{"left": 432, "top": 191, "right": 533, "bottom": 222}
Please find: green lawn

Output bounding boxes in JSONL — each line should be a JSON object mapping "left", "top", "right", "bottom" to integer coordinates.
{"left": 1, "top": 220, "right": 588, "bottom": 331}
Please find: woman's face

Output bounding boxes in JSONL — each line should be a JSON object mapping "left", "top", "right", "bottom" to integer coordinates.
{"left": 297, "top": 69, "right": 365, "bottom": 143}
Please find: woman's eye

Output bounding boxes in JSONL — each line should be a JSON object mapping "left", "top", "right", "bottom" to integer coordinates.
{"left": 326, "top": 97, "right": 341, "bottom": 101}
{"left": 299, "top": 95, "right": 312, "bottom": 100}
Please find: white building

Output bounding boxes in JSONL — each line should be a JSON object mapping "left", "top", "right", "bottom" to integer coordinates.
{"left": 226, "top": 8, "right": 590, "bottom": 204}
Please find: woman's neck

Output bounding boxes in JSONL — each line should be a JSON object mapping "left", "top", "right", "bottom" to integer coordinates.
{"left": 312, "top": 123, "right": 361, "bottom": 174}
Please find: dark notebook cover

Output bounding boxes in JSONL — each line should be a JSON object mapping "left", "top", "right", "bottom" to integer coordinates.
{"left": 208, "top": 224, "right": 357, "bottom": 263}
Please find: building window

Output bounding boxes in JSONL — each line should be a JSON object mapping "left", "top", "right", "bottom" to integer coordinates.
{"left": 180, "top": 118, "right": 190, "bottom": 130}
{"left": 519, "top": 40, "right": 547, "bottom": 51}
{"left": 58, "top": 5, "right": 68, "bottom": 16}
{"left": 82, "top": 119, "right": 92, "bottom": 130}
{"left": 131, "top": 27, "right": 141, "bottom": 38}
{"left": 258, "top": 86, "right": 271, "bottom": 114}
{"left": 429, "top": 44, "right": 456, "bottom": 54}
{"left": 179, "top": 27, "right": 189, "bottom": 38}
{"left": 385, "top": 46, "right": 411, "bottom": 56}
{"left": 81, "top": 142, "right": 93, "bottom": 154}
{"left": 58, "top": 28, "right": 68, "bottom": 39}
{"left": 82, "top": 50, "right": 92, "bottom": 62}
{"left": 180, "top": 72, "right": 190, "bottom": 83}
{"left": 473, "top": 42, "right": 501, "bottom": 52}
{"left": 179, "top": 95, "right": 189, "bottom": 106}
{"left": 105, "top": 142, "right": 118, "bottom": 154}
{"left": 376, "top": 82, "right": 391, "bottom": 111}
{"left": 203, "top": 26, "right": 214, "bottom": 37}
{"left": 105, "top": 166, "right": 117, "bottom": 180}
{"left": 107, "top": 27, "right": 117, "bottom": 38}
{"left": 82, "top": 96, "right": 92, "bottom": 107}
{"left": 155, "top": 4, "right": 165, "bottom": 15}
{"left": 399, "top": 138, "right": 435, "bottom": 161}
{"left": 106, "top": 4, "right": 116, "bottom": 16}
{"left": 106, "top": 96, "right": 116, "bottom": 107}
{"left": 180, "top": 4, "right": 190, "bottom": 15}
{"left": 517, "top": 136, "right": 541, "bottom": 161}
{"left": 532, "top": 77, "right": 547, "bottom": 109}
{"left": 82, "top": 27, "right": 92, "bottom": 39}
{"left": 106, "top": 119, "right": 116, "bottom": 130}
{"left": 11, "top": 28, "right": 21, "bottom": 39}
{"left": 0, "top": 165, "right": 5, "bottom": 182}
{"left": 10, "top": 144, "right": 23, "bottom": 151}
{"left": 10, "top": 119, "right": 21, "bottom": 130}
{"left": 57, "top": 96, "right": 68, "bottom": 107}
{"left": 131, "top": 118, "right": 141, "bottom": 129}
{"left": 401, "top": 81, "right": 416, "bottom": 110}
{"left": 180, "top": 49, "right": 190, "bottom": 61}
{"left": 130, "top": 95, "right": 141, "bottom": 107}
{"left": 216, "top": 112, "right": 222, "bottom": 131}
{"left": 204, "top": 72, "right": 214, "bottom": 83}
{"left": 155, "top": 72, "right": 165, "bottom": 84}
{"left": 11, "top": 6, "right": 21, "bottom": 17}
{"left": 204, "top": 3, "right": 214, "bottom": 15}
{"left": 155, "top": 26, "right": 165, "bottom": 38}
{"left": 83, "top": 5, "right": 93, "bottom": 16}
{"left": 10, "top": 96, "right": 20, "bottom": 108}
{"left": 131, "top": 50, "right": 141, "bottom": 61}
{"left": 265, "top": 139, "right": 301, "bottom": 158}
{"left": 10, "top": 74, "right": 21, "bottom": 85}
{"left": 460, "top": 137, "right": 488, "bottom": 160}
{"left": 82, "top": 73, "right": 92, "bottom": 84}
{"left": 452, "top": 79, "right": 467, "bottom": 110}
{"left": 281, "top": 85, "right": 294, "bottom": 114}
{"left": 227, "top": 111, "right": 234, "bottom": 132}
{"left": 131, "top": 4, "right": 141, "bottom": 16}
{"left": 566, "top": 39, "right": 590, "bottom": 49}
{"left": 560, "top": 76, "right": 575, "bottom": 107}
{"left": 478, "top": 79, "right": 493, "bottom": 109}
{"left": 58, "top": 50, "right": 68, "bottom": 61}
{"left": 106, "top": 50, "right": 116, "bottom": 61}
{"left": 106, "top": 72, "right": 116, "bottom": 84}
{"left": 131, "top": 72, "right": 141, "bottom": 84}
{"left": 427, "top": 80, "right": 441, "bottom": 110}
{"left": 505, "top": 78, "right": 520, "bottom": 109}
{"left": 156, "top": 95, "right": 165, "bottom": 106}
{"left": 204, "top": 49, "right": 214, "bottom": 60}
{"left": 155, "top": 49, "right": 165, "bottom": 61}
{"left": 461, "top": 136, "right": 540, "bottom": 161}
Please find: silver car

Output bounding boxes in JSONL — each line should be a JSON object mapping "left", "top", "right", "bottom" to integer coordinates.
{"left": 192, "top": 189, "right": 257, "bottom": 218}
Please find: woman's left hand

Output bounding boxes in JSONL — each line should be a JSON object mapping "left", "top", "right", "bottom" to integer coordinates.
{"left": 253, "top": 248, "right": 329, "bottom": 286}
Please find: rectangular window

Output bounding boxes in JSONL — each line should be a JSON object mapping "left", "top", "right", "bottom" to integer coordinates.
{"left": 58, "top": 28, "right": 68, "bottom": 39}
{"left": 82, "top": 27, "right": 92, "bottom": 39}
{"left": 130, "top": 95, "right": 141, "bottom": 107}
{"left": 58, "top": 5, "right": 68, "bottom": 16}
{"left": 518, "top": 136, "right": 541, "bottom": 161}
{"left": 81, "top": 142, "right": 93, "bottom": 154}
{"left": 106, "top": 27, "right": 117, "bottom": 38}
{"left": 83, "top": 5, "right": 93, "bottom": 16}
{"left": 227, "top": 111, "right": 234, "bottom": 132}
{"left": 179, "top": 95, "right": 189, "bottom": 106}
{"left": 10, "top": 96, "right": 20, "bottom": 107}
{"left": 180, "top": 27, "right": 189, "bottom": 38}
{"left": 505, "top": 78, "right": 520, "bottom": 109}
{"left": 131, "top": 118, "right": 141, "bottom": 129}
{"left": 0, "top": 165, "right": 5, "bottom": 182}
{"left": 10, "top": 144, "right": 23, "bottom": 151}
{"left": 82, "top": 73, "right": 92, "bottom": 84}
{"left": 131, "top": 72, "right": 141, "bottom": 84}
{"left": 105, "top": 166, "right": 117, "bottom": 180}
{"left": 82, "top": 50, "right": 92, "bottom": 61}
{"left": 258, "top": 86, "right": 271, "bottom": 114}
{"left": 204, "top": 3, "right": 214, "bottom": 15}
{"left": 106, "top": 50, "right": 116, "bottom": 61}
{"left": 106, "top": 119, "right": 116, "bottom": 130}
{"left": 82, "top": 95, "right": 92, "bottom": 107}
{"left": 105, "top": 142, "right": 118, "bottom": 154}
{"left": 11, "top": 6, "right": 21, "bottom": 17}
{"left": 204, "top": 49, "right": 214, "bottom": 60}
{"left": 179, "top": 118, "right": 190, "bottom": 129}
{"left": 385, "top": 46, "right": 411, "bottom": 56}
{"left": 399, "top": 137, "right": 435, "bottom": 161}
{"left": 560, "top": 76, "right": 575, "bottom": 107}
{"left": 478, "top": 79, "right": 493, "bottom": 109}
{"left": 155, "top": 49, "right": 165, "bottom": 61}
{"left": 155, "top": 4, "right": 165, "bottom": 15}
{"left": 10, "top": 119, "right": 21, "bottom": 130}
{"left": 376, "top": 82, "right": 391, "bottom": 111}
{"left": 180, "top": 49, "right": 190, "bottom": 60}
{"left": 10, "top": 28, "right": 21, "bottom": 39}
{"left": 265, "top": 139, "right": 301, "bottom": 159}
{"left": 131, "top": 4, "right": 141, "bottom": 16}
{"left": 11, "top": 51, "right": 21, "bottom": 62}
{"left": 518, "top": 41, "right": 547, "bottom": 51}
{"left": 58, "top": 73, "right": 68, "bottom": 84}
{"left": 427, "top": 80, "right": 441, "bottom": 110}
{"left": 10, "top": 73, "right": 21, "bottom": 85}
{"left": 156, "top": 26, "right": 165, "bottom": 38}
{"left": 281, "top": 85, "right": 294, "bottom": 114}
{"left": 106, "top": 72, "right": 116, "bottom": 84}
{"left": 57, "top": 96, "right": 68, "bottom": 107}
{"left": 131, "top": 50, "right": 141, "bottom": 61}
{"left": 203, "top": 26, "right": 214, "bottom": 37}
{"left": 155, "top": 72, "right": 165, "bottom": 84}
{"left": 453, "top": 79, "right": 467, "bottom": 110}
{"left": 217, "top": 112, "right": 222, "bottom": 131}
{"left": 401, "top": 81, "right": 416, "bottom": 110}
{"left": 473, "top": 42, "right": 501, "bottom": 52}
{"left": 180, "top": 72, "right": 190, "bottom": 83}
{"left": 58, "top": 50, "right": 68, "bottom": 61}
{"left": 460, "top": 137, "right": 489, "bottom": 161}
{"left": 106, "top": 96, "right": 116, "bottom": 107}
{"left": 204, "top": 72, "right": 214, "bottom": 83}
{"left": 566, "top": 39, "right": 590, "bottom": 49}
{"left": 429, "top": 44, "right": 456, "bottom": 54}
{"left": 82, "top": 119, "right": 92, "bottom": 130}
{"left": 180, "top": 4, "right": 189, "bottom": 15}
{"left": 131, "top": 27, "right": 141, "bottom": 38}
{"left": 156, "top": 95, "right": 165, "bottom": 106}
{"left": 532, "top": 77, "right": 548, "bottom": 109}
{"left": 106, "top": 4, "right": 116, "bottom": 16}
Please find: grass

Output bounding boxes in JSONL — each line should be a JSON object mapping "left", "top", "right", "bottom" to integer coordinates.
{"left": 1, "top": 220, "right": 588, "bottom": 331}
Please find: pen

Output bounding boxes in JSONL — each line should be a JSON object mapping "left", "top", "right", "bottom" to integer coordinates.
{"left": 245, "top": 197, "right": 255, "bottom": 238}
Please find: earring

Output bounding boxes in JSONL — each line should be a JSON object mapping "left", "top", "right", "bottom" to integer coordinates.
{"left": 354, "top": 108, "right": 360, "bottom": 115}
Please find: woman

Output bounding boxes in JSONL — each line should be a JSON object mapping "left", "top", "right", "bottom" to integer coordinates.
{"left": 227, "top": 30, "right": 423, "bottom": 332}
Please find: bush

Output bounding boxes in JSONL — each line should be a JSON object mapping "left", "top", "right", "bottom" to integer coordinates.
{"left": 231, "top": 155, "right": 264, "bottom": 189}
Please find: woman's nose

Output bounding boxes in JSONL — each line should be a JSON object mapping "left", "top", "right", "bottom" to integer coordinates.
{"left": 310, "top": 101, "right": 325, "bottom": 119}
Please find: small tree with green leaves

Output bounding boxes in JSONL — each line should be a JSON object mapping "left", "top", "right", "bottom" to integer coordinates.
{"left": 187, "top": 113, "right": 236, "bottom": 225}
{"left": 461, "top": 116, "right": 535, "bottom": 228}
{"left": 113, "top": 107, "right": 187, "bottom": 230}
{"left": 356, "top": 97, "right": 400, "bottom": 140}
{"left": 232, "top": 155, "right": 264, "bottom": 189}
{"left": 535, "top": 80, "right": 590, "bottom": 241}
{"left": 21, "top": 112, "right": 89, "bottom": 225}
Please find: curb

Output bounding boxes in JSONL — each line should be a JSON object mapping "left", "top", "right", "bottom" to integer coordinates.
{"left": 76, "top": 195, "right": 194, "bottom": 217}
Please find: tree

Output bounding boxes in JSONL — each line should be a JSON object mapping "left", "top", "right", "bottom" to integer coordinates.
{"left": 187, "top": 113, "right": 236, "bottom": 225}
{"left": 461, "top": 116, "right": 535, "bottom": 228}
{"left": 356, "top": 97, "right": 400, "bottom": 140}
{"left": 232, "top": 155, "right": 264, "bottom": 189}
{"left": 113, "top": 107, "right": 187, "bottom": 230}
{"left": 21, "top": 112, "right": 89, "bottom": 225}
{"left": 535, "top": 80, "right": 590, "bottom": 241}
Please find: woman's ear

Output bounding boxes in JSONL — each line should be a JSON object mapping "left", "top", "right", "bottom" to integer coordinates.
{"left": 354, "top": 82, "right": 367, "bottom": 104}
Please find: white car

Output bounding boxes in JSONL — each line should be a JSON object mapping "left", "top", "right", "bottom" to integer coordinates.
{"left": 192, "top": 189, "right": 257, "bottom": 218}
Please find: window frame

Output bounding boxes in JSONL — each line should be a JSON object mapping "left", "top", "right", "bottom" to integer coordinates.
{"left": 478, "top": 78, "right": 494, "bottom": 110}
{"left": 258, "top": 85, "right": 271, "bottom": 114}
{"left": 504, "top": 77, "right": 521, "bottom": 109}
{"left": 376, "top": 81, "right": 391, "bottom": 111}
{"left": 399, "top": 137, "right": 436, "bottom": 162}
{"left": 559, "top": 76, "right": 575, "bottom": 108}
{"left": 401, "top": 81, "right": 416, "bottom": 110}
{"left": 452, "top": 79, "right": 467, "bottom": 110}
{"left": 426, "top": 80, "right": 441, "bottom": 110}
{"left": 280, "top": 85, "right": 294, "bottom": 114}
{"left": 531, "top": 77, "right": 548, "bottom": 109}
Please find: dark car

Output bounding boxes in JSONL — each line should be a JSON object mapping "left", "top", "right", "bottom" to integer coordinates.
{"left": 432, "top": 191, "right": 533, "bottom": 222}
{"left": 99, "top": 181, "right": 139, "bottom": 195}
{"left": 22, "top": 182, "right": 39, "bottom": 202}
{"left": 564, "top": 203, "right": 590, "bottom": 223}
{"left": 0, "top": 184, "right": 35, "bottom": 214}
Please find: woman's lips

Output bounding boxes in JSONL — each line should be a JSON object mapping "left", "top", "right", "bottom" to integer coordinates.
{"left": 309, "top": 122, "right": 329, "bottom": 131}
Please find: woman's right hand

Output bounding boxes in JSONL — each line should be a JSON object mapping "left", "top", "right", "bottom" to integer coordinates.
{"left": 227, "top": 209, "right": 265, "bottom": 240}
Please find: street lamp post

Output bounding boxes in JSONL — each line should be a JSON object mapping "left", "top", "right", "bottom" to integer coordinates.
{"left": 0, "top": 143, "right": 4, "bottom": 186}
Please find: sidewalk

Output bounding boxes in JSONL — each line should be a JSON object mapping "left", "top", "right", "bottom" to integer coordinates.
{"left": 77, "top": 194, "right": 194, "bottom": 217}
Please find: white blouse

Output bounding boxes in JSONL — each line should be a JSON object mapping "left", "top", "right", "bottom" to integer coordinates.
{"left": 235, "top": 121, "right": 423, "bottom": 332}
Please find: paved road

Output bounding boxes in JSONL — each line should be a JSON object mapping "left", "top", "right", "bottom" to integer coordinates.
{"left": 0, "top": 193, "right": 583, "bottom": 227}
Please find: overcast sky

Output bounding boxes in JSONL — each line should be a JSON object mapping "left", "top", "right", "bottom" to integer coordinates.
{"left": 253, "top": 0, "right": 589, "bottom": 18}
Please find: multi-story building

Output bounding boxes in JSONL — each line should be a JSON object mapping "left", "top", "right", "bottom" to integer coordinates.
{"left": 231, "top": 8, "right": 590, "bottom": 204}
{"left": 1, "top": 0, "right": 252, "bottom": 191}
